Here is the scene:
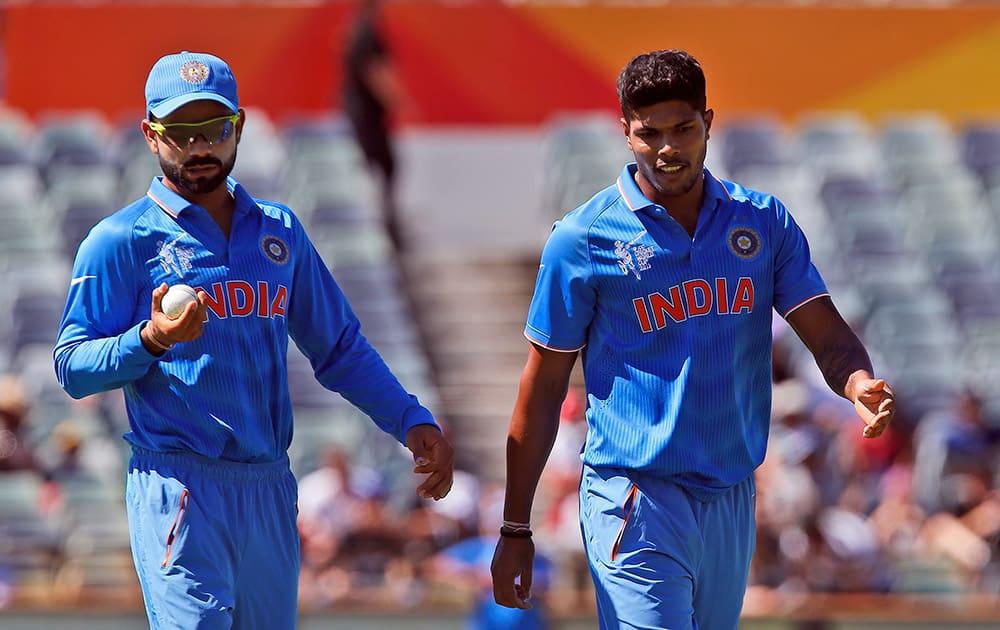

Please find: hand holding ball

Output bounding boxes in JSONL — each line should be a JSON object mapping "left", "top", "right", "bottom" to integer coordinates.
{"left": 161, "top": 284, "right": 199, "bottom": 319}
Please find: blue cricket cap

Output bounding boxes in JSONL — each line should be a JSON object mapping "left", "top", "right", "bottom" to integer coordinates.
{"left": 145, "top": 51, "right": 239, "bottom": 119}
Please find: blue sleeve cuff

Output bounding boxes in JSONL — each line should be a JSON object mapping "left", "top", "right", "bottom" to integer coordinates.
{"left": 54, "top": 320, "right": 161, "bottom": 400}
{"left": 131, "top": 320, "right": 165, "bottom": 361}
{"left": 398, "top": 406, "right": 440, "bottom": 444}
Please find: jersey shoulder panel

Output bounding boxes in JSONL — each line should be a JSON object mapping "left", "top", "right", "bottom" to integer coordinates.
{"left": 718, "top": 178, "right": 795, "bottom": 226}
{"left": 553, "top": 183, "right": 625, "bottom": 241}
{"left": 253, "top": 199, "right": 303, "bottom": 231}
{"left": 77, "top": 197, "right": 159, "bottom": 257}
{"left": 251, "top": 198, "right": 313, "bottom": 257}
{"left": 720, "top": 179, "right": 780, "bottom": 210}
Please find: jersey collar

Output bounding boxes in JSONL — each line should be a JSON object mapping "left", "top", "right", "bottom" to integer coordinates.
{"left": 616, "top": 163, "right": 729, "bottom": 214}
{"left": 146, "top": 176, "right": 254, "bottom": 219}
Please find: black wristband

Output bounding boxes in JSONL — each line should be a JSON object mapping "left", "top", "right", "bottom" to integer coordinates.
{"left": 499, "top": 526, "right": 533, "bottom": 539}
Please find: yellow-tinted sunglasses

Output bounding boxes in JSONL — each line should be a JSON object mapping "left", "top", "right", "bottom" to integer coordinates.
{"left": 148, "top": 113, "right": 240, "bottom": 148}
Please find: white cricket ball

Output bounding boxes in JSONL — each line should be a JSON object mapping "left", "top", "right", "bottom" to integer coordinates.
{"left": 161, "top": 284, "right": 199, "bottom": 319}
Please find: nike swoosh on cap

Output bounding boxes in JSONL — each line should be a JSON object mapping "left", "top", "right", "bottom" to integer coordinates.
{"left": 70, "top": 275, "right": 97, "bottom": 286}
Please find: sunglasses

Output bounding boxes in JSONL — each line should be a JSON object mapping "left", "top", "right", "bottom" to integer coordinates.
{"left": 148, "top": 113, "right": 240, "bottom": 148}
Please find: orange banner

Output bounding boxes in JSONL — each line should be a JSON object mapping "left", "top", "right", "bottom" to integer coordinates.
{"left": 5, "top": 3, "right": 1000, "bottom": 125}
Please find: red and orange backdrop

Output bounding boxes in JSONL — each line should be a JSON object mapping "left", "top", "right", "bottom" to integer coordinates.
{"left": 6, "top": 2, "right": 1000, "bottom": 125}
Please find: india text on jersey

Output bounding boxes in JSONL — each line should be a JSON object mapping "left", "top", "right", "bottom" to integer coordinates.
{"left": 632, "top": 276, "right": 755, "bottom": 331}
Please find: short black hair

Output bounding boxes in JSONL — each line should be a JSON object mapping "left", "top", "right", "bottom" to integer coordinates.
{"left": 617, "top": 50, "right": 707, "bottom": 120}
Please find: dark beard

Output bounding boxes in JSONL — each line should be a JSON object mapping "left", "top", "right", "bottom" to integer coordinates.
{"left": 159, "top": 148, "right": 237, "bottom": 196}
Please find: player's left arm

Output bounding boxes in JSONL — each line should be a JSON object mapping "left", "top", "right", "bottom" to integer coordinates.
{"left": 284, "top": 214, "right": 441, "bottom": 445}
{"left": 785, "top": 297, "right": 895, "bottom": 439}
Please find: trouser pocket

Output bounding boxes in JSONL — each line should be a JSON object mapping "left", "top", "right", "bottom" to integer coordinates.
{"left": 610, "top": 484, "right": 638, "bottom": 562}
{"left": 162, "top": 488, "right": 190, "bottom": 568}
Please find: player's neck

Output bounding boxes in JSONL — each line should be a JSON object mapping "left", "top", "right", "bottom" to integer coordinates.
{"left": 202, "top": 190, "right": 236, "bottom": 238}
{"left": 170, "top": 184, "right": 236, "bottom": 238}
{"left": 635, "top": 171, "right": 704, "bottom": 237}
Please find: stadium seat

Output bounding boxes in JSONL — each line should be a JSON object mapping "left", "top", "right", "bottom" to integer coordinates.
{"left": 311, "top": 223, "right": 394, "bottom": 269}
{"left": 715, "top": 115, "right": 795, "bottom": 179}
{"left": 958, "top": 118, "right": 1000, "bottom": 186}
{"left": 231, "top": 106, "right": 288, "bottom": 203}
{"left": 45, "top": 164, "right": 121, "bottom": 209}
{"left": 33, "top": 110, "right": 116, "bottom": 180}
{"left": 4, "top": 284, "right": 69, "bottom": 366}
{"left": 301, "top": 194, "right": 380, "bottom": 231}
{"left": 279, "top": 110, "right": 354, "bottom": 155}
{"left": 835, "top": 212, "right": 912, "bottom": 264}
{"left": 0, "top": 107, "right": 37, "bottom": 166}
{"left": 796, "top": 111, "right": 882, "bottom": 179}
{"left": 540, "top": 112, "right": 627, "bottom": 217}
{"left": 939, "top": 272, "right": 1000, "bottom": 325}
{"left": 819, "top": 172, "right": 901, "bottom": 219}
{"left": 283, "top": 138, "right": 372, "bottom": 210}
{"left": 878, "top": 112, "right": 962, "bottom": 185}
{"left": 0, "top": 164, "right": 45, "bottom": 208}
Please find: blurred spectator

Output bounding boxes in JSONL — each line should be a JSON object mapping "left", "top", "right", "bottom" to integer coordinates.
{"left": 913, "top": 389, "right": 1000, "bottom": 513}
{"left": 814, "top": 481, "right": 891, "bottom": 592}
{"left": 342, "top": 0, "right": 412, "bottom": 249}
{"left": 869, "top": 460, "right": 926, "bottom": 580}
{"left": 544, "top": 386, "right": 587, "bottom": 486}
{"left": 0, "top": 374, "right": 38, "bottom": 473}
{"left": 409, "top": 467, "right": 482, "bottom": 551}
{"left": 33, "top": 396, "right": 122, "bottom": 486}
{"left": 298, "top": 444, "right": 433, "bottom": 608}
{"left": 298, "top": 445, "right": 384, "bottom": 605}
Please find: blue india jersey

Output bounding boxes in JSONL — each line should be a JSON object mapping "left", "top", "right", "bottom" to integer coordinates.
{"left": 526, "top": 164, "right": 828, "bottom": 498}
{"left": 55, "top": 176, "right": 436, "bottom": 463}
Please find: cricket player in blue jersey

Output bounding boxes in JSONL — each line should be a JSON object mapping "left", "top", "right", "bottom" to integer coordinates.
{"left": 53, "top": 51, "right": 454, "bottom": 629}
{"left": 491, "top": 50, "right": 895, "bottom": 629}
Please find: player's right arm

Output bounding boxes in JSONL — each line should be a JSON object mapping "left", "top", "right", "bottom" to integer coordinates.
{"left": 491, "top": 342, "right": 578, "bottom": 610}
{"left": 54, "top": 218, "right": 163, "bottom": 399}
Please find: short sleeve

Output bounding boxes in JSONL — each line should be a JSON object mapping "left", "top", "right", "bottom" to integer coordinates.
{"left": 524, "top": 219, "right": 596, "bottom": 351}
{"left": 770, "top": 198, "right": 829, "bottom": 317}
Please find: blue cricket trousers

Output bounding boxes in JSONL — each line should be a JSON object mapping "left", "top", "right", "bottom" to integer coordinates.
{"left": 580, "top": 465, "right": 756, "bottom": 630}
{"left": 126, "top": 447, "right": 300, "bottom": 629}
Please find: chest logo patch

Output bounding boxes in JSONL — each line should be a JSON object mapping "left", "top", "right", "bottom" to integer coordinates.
{"left": 727, "top": 226, "right": 761, "bottom": 260}
{"left": 157, "top": 235, "right": 196, "bottom": 277}
{"left": 261, "top": 235, "right": 290, "bottom": 265}
{"left": 615, "top": 230, "right": 655, "bottom": 279}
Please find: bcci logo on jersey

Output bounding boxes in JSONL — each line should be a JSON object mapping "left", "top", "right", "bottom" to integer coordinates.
{"left": 615, "top": 230, "right": 655, "bottom": 279}
{"left": 157, "top": 236, "right": 196, "bottom": 277}
{"left": 728, "top": 226, "right": 761, "bottom": 259}
{"left": 261, "top": 235, "right": 290, "bottom": 265}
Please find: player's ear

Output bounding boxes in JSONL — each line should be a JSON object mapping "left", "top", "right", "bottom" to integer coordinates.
{"left": 703, "top": 108, "right": 714, "bottom": 139}
{"left": 621, "top": 117, "right": 633, "bottom": 151}
{"left": 234, "top": 109, "right": 246, "bottom": 144}
{"left": 141, "top": 120, "right": 159, "bottom": 154}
